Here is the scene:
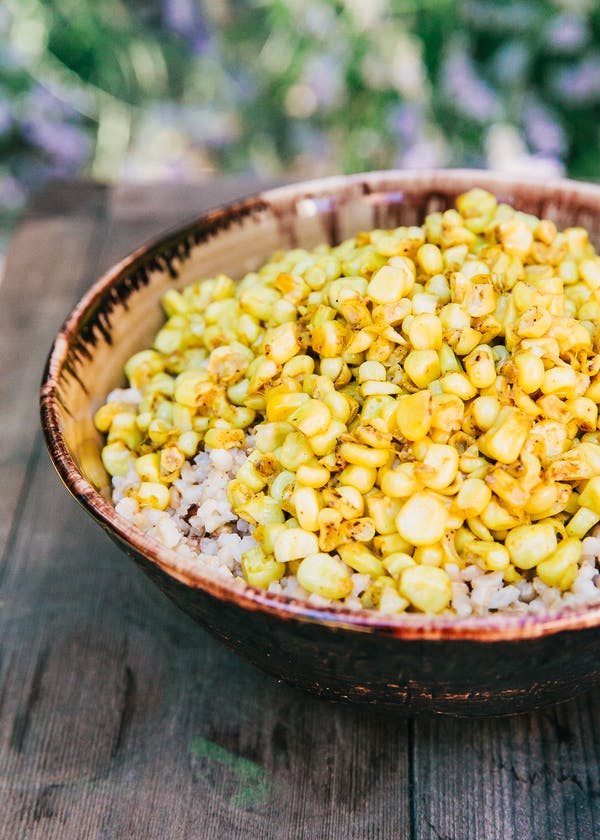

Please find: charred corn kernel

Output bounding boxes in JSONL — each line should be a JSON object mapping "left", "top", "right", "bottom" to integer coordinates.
{"left": 292, "top": 486, "right": 322, "bottom": 531}
{"left": 505, "top": 523, "right": 557, "bottom": 570}
{"left": 395, "top": 390, "right": 433, "bottom": 441}
{"left": 478, "top": 407, "right": 530, "bottom": 465}
{"left": 464, "top": 345, "right": 496, "bottom": 389}
{"left": 204, "top": 428, "right": 246, "bottom": 450}
{"left": 330, "top": 486, "right": 364, "bottom": 519}
{"left": 400, "top": 565, "right": 452, "bottom": 613}
{"left": 439, "top": 372, "right": 477, "bottom": 401}
{"left": 136, "top": 482, "right": 170, "bottom": 510}
{"left": 311, "top": 320, "right": 348, "bottom": 356}
{"left": 159, "top": 445, "right": 185, "bottom": 479}
{"left": 367, "top": 261, "right": 414, "bottom": 303}
{"left": 339, "top": 442, "right": 389, "bottom": 469}
{"left": 288, "top": 399, "right": 331, "bottom": 437}
{"left": 295, "top": 462, "right": 330, "bottom": 488}
{"left": 337, "top": 543, "right": 383, "bottom": 577}
{"left": 308, "top": 419, "right": 347, "bottom": 456}
{"left": 417, "top": 243, "right": 444, "bottom": 275}
{"left": 420, "top": 443, "right": 459, "bottom": 491}
{"left": 404, "top": 349, "right": 441, "bottom": 389}
{"left": 407, "top": 313, "right": 443, "bottom": 350}
{"left": 263, "top": 322, "right": 301, "bottom": 364}
{"left": 242, "top": 547, "right": 286, "bottom": 589}
{"left": 339, "top": 517, "right": 376, "bottom": 544}
{"left": 413, "top": 544, "right": 444, "bottom": 567}
{"left": 269, "top": 470, "right": 296, "bottom": 502}
{"left": 566, "top": 506, "right": 600, "bottom": 538}
{"left": 396, "top": 492, "right": 448, "bottom": 546}
{"left": 338, "top": 464, "right": 377, "bottom": 494}
{"left": 537, "top": 538, "right": 581, "bottom": 590}
{"left": 318, "top": 508, "right": 343, "bottom": 552}
{"left": 273, "top": 527, "right": 319, "bottom": 563}
{"left": 297, "top": 553, "right": 353, "bottom": 599}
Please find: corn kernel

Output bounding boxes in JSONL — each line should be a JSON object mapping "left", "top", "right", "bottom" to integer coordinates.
{"left": 396, "top": 492, "right": 448, "bottom": 546}
{"left": 505, "top": 523, "right": 557, "bottom": 570}
{"left": 399, "top": 565, "right": 452, "bottom": 613}
{"left": 297, "top": 553, "right": 353, "bottom": 599}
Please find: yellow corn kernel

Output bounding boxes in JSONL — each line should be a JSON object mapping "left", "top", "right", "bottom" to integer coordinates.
{"left": 101, "top": 442, "right": 133, "bottom": 477}
{"left": 277, "top": 432, "right": 313, "bottom": 471}
{"left": 439, "top": 371, "right": 477, "bottom": 400}
{"left": 467, "top": 540, "right": 510, "bottom": 571}
{"left": 471, "top": 395, "right": 500, "bottom": 431}
{"left": 322, "top": 390, "right": 354, "bottom": 424}
{"left": 254, "top": 422, "right": 293, "bottom": 453}
{"left": 136, "top": 482, "right": 171, "bottom": 510}
{"left": 462, "top": 344, "right": 495, "bottom": 390}
{"left": 537, "top": 538, "right": 582, "bottom": 590}
{"left": 394, "top": 390, "right": 433, "bottom": 441}
{"left": 382, "top": 552, "right": 416, "bottom": 579}
{"left": 269, "top": 470, "right": 296, "bottom": 503}
{"left": 339, "top": 517, "right": 376, "bottom": 544}
{"left": 578, "top": 476, "right": 600, "bottom": 515}
{"left": 399, "top": 565, "right": 452, "bottom": 613}
{"left": 337, "top": 543, "right": 384, "bottom": 577}
{"left": 407, "top": 313, "right": 443, "bottom": 350}
{"left": 176, "top": 430, "right": 200, "bottom": 458}
{"left": 565, "top": 397, "right": 597, "bottom": 431}
{"left": 417, "top": 243, "right": 444, "bottom": 275}
{"left": 203, "top": 428, "right": 245, "bottom": 450}
{"left": 419, "top": 443, "right": 459, "bottom": 491}
{"left": 288, "top": 399, "right": 331, "bottom": 437}
{"left": 318, "top": 508, "right": 343, "bottom": 552}
{"left": 374, "top": 534, "right": 413, "bottom": 557}
{"left": 292, "top": 486, "right": 322, "bottom": 531}
{"left": 366, "top": 494, "right": 403, "bottom": 535}
{"left": 478, "top": 407, "right": 531, "bottom": 465}
{"left": 273, "top": 527, "right": 319, "bottom": 563}
{"left": 404, "top": 350, "right": 441, "bottom": 388}
{"left": 125, "top": 349, "right": 165, "bottom": 389}
{"left": 455, "top": 477, "right": 491, "bottom": 517}
{"left": 265, "top": 392, "right": 310, "bottom": 422}
{"left": 357, "top": 360, "right": 386, "bottom": 383}
{"left": 566, "top": 506, "right": 600, "bottom": 539}
{"left": 297, "top": 553, "right": 353, "bottom": 599}
{"left": 431, "top": 394, "right": 464, "bottom": 432}
{"left": 295, "top": 462, "right": 330, "bottom": 489}
{"left": 379, "top": 463, "right": 420, "bottom": 498}
{"left": 541, "top": 366, "right": 578, "bottom": 399}
{"left": 338, "top": 464, "right": 377, "bottom": 494}
{"left": 367, "top": 260, "right": 415, "bottom": 303}
{"left": 338, "top": 442, "right": 389, "bottom": 469}
{"left": 133, "top": 453, "right": 160, "bottom": 483}
{"left": 263, "top": 322, "right": 301, "bottom": 364}
{"left": 395, "top": 492, "right": 448, "bottom": 546}
{"left": 579, "top": 257, "right": 600, "bottom": 290}
{"left": 505, "top": 523, "right": 557, "bottom": 570}
{"left": 308, "top": 419, "right": 347, "bottom": 456}
{"left": 311, "top": 320, "right": 348, "bottom": 356}
{"left": 242, "top": 546, "right": 286, "bottom": 590}
{"left": 413, "top": 544, "right": 444, "bottom": 567}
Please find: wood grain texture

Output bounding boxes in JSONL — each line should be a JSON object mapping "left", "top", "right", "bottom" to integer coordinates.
{"left": 1, "top": 178, "right": 600, "bottom": 839}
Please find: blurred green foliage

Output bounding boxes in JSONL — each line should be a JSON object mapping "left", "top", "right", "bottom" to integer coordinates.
{"left": 1, "top": 0, "right": 600, "bottom": 229}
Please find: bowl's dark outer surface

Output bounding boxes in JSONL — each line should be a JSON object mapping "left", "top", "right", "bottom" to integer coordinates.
{"left": 41, "top": 170, "right": 600, "bottom": 716}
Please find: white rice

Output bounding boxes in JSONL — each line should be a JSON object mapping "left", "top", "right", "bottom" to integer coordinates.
{"left": 108, "top": 386, "right": 600, "bottom": 617}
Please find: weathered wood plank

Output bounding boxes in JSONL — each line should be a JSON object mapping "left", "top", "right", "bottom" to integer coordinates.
{"left": 0, "top": 180, "right": 412, "bottom": 840}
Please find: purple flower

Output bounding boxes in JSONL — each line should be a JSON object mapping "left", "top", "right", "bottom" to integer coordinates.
{"left": 522, "top": 100, "right": 567, "bottom": 158}
{"left": 23, "top": 119, "right": 91, "bottom": 167}
{"left": 551, "top": 54, "right": 600, "bottom": 106}
{"left": 545, "top": 15, "right": 589, "bottom": 53}
{"left": 442, "top": 44, "right": 502, "bottom": 123}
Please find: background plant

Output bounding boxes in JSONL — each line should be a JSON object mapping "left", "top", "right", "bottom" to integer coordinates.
{"left": 1, "top": 0, "right": 600, "bottom": 240}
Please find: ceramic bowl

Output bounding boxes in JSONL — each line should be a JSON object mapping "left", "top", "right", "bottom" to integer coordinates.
{"left": 40, "top": 170, "right": 600, "bottom": 717}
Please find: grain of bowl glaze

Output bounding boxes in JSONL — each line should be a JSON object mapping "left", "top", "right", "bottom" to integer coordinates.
{"left": 41, "top": 170, "right": 600, "bottom": 717}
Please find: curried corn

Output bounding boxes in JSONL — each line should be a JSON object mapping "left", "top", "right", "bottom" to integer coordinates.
{"left": 96, "top": 188, "right": 600, "bottom": 615}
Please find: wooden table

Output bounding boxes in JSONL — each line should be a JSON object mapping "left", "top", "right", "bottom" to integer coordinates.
{"left": 1, "top": 179, "right": 600, "bottom": 840}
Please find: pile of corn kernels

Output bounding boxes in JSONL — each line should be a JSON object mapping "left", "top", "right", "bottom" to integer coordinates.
{"left": 96, "top": 188, "right": 600, "bottom": 614}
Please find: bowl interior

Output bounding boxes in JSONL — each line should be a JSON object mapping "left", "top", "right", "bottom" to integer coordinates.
{"left": 41, "top": 169, "right": 600, "bottom": 638}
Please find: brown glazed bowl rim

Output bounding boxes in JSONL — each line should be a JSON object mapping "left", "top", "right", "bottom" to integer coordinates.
{"left": 40, "top": 168, "right": 600, "bottom": 642}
